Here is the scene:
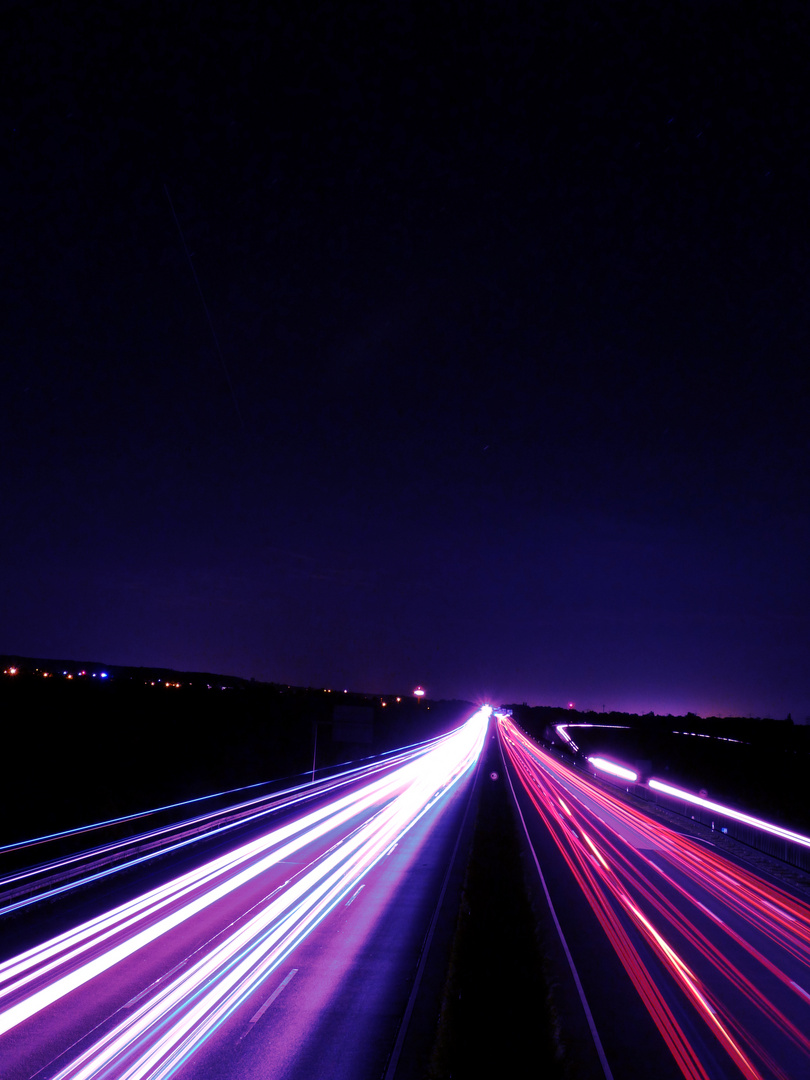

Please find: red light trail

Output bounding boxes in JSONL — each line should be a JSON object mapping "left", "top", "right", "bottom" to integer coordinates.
{"left": 498, "top": 715, "right": 810, "bottom": 1080}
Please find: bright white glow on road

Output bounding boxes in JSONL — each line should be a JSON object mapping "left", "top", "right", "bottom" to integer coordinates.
{"left": 648, "top": 778, "right": 810, "bottom": 849}
{"left": 0, "top": 708, "right": 489, "bottom": 1080}
{"left": 588, "top": 756, "right": 638, "bottom": 782}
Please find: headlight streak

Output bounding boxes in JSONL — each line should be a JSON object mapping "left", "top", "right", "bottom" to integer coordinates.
{"left": 0, "top": 740, "right": 450, "bottom": 1028}
{"left": 0, "top": 763, "right": 413, "bottom": 1021}
{"left": 588, "top": 757, "right": 639, "bottom": 783}
{"left": 0, "top": 709, "right": 489, "bottom": 1080}
{"left": 0, "top": 779, "right": 287, "bottom": 857}
{"left": 0, "top": 732, "right": 451, "bottom": 986}
{"left": 648, "top": 779, "right": 810, "bottom": 850}
{"left": 498, "top": 717, "right": 810, "bottom": 1080}
{"left": 0, "top": 750, "right": 435, "bottom": 916}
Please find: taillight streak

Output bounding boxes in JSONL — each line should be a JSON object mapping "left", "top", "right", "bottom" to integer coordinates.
{"left": 499, "top": 717, "right": 810, "bottom": 1080}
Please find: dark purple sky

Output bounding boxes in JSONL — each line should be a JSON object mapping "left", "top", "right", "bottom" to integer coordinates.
{"left": 3, "top": 2, "right": 809, "bottom": 719}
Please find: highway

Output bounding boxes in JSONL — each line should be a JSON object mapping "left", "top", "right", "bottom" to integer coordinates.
{"left": 6, "top": 706, "right": 807, "bottom": 1080}
{"left": 498, "top": 714, "right": 810, "bottom": 1080}
{"left": 0, "top": 708, "right": 489, "bottom": 1080}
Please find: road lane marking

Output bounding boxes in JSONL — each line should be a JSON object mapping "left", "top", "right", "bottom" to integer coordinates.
{"left": 238, "top": 968, "right": 298, "bottom": 1041}
{"left": 345, "top": 884, "right": 365, "bottom": 906}
{"left": 693, "top": 900, "right": 724, "bottom": 926}
{"left": 124, "top": 960, "right": 188, "bottom": 1008}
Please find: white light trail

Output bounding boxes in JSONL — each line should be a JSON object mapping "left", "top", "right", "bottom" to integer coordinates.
{"left": 588, "top": 756, "right": 639, "bottom": 782}
{"left": 0, "top": 708, "right": 490, "bottom": 1080}
{"left": 648, "top": 778, "right": 810, "bottom": 849}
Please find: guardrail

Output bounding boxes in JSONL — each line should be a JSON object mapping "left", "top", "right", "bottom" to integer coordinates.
{"left": 535, "top": 733, "right": 810, "bottom": 876}
{"left": 631, "top": 781, "right": 810, "bottom": 875}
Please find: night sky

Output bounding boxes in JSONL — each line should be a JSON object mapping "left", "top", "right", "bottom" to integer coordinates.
{"left": 4, "top": 2, "right": 809, "bottom": 719}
